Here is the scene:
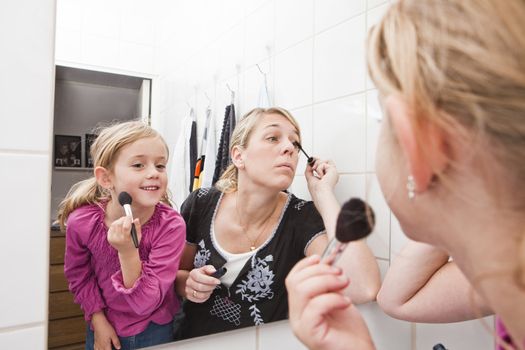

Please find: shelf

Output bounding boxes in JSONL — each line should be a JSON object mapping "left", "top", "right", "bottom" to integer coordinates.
{"left": 54, "top": 167, "right": 93, "bottom": 172}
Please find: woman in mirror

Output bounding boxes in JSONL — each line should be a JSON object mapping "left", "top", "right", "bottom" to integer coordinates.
{"left": 175, "top": 107, "right": 381, "bottom": 339}
{"left": 286, "top": 0, "right": 525, "bottom": 349}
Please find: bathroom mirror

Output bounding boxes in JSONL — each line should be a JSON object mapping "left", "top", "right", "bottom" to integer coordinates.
{"left": 50, "top": 0, "right": 384, "bottom": 348}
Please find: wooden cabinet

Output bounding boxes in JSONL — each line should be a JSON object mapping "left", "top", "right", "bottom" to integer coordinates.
{"left": 48, "top": 229, "right": 85, "bottom": 349}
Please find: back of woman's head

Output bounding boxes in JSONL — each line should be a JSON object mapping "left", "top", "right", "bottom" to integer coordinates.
{"left": 215, "top": 107, "right": 301, "bottom": 193}
{"left": 57, "top": 120, "right": 168, "bottom": 229}
{"left": 367, "top": 0, "right": 525, "bottom": 206}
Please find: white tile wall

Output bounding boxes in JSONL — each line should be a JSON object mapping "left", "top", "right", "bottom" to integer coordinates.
{"left": 313, "top": 15, "right": 366, "bottom": 102}
{"left": 275, "top": 0, "right": 314, "bottom": 53}
{"left": 0, "top": 0, "right": 55, "bottom": 349}
{"left": 314, "top": 0, "right": 366, "bottom": 33}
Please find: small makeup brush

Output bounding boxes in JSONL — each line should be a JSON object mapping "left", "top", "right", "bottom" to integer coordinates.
{"left": 293, "top": 141, "right": 315, "bottom": 164}
{"left": 321, "top": 198, "right": 375, "bottom": 264}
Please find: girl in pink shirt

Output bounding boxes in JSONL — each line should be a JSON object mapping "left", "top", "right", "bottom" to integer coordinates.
{"left": 58, "top": 121, "right": 185, "bottom": 350}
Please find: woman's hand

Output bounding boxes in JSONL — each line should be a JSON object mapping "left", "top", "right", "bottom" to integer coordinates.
{"left": 107, "top": 216, "right": 142, "bottom": 255}
{"left": 286, "top": 255, "right": 375, "bottom": 350}
{"left": 305, "top": 158, "right": 339, "bottom": 202}
{"left": 185, "top": 265, "right": 221, "bottom": 303}
{"left": 91, "top": 311, "right": 121, "bottom": 350}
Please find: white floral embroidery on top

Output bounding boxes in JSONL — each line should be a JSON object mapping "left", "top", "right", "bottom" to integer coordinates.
{"left": 194, "top": 239, "right": 211, "bottom": 268}
{"left": 235, "top": 255, "right": 275, "bottom": 303}
{"left": 197, "top": 187, "right": 210, "bottom": 198}
{"left": 294, "top": 200, "right": 306, "bottom": 211}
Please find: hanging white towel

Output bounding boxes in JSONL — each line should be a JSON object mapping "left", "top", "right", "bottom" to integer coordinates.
{"left": 200, "top": 108, "right": 216, "bottom": 188}
{"left": 170, "top": 108, "right": 195, "bottom": 209}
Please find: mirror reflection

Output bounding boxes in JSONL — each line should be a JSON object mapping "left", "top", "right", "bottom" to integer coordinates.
{"left": 50, "top": 1, "right": 383, "bottom": 349}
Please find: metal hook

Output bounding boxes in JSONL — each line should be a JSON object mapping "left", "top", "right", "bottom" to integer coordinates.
{"left": 256, "top": 63, "right": 266, "bottom": 76}
{"left": 226, "top": 84, "right": 235, "bottom": 105}
{"left": 204, "top": 92, "right": 211, "bottom": 109}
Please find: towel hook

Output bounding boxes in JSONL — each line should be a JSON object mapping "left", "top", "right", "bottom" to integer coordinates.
{"left": 226, "top": 83, "right": 235, "bottom": 105}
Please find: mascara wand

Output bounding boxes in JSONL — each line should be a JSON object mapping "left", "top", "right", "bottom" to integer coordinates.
{"left": 293, "top": 142, "right": 315, "bottom": 165}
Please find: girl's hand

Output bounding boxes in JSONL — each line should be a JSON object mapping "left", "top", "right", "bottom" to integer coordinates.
{"left": 91, "top": 311, "right": 121, "bottom": 350}
{"left": 107, "top": 216, "right": 142, "bottom": 255}
{"left": 305, "top": 158, "right": 339, "bottom": 200}
{"left": 286, "top": 255, "right": 375, "bottom": 350}
{"left": 185, "top": 265, "right": 221, "bottom": 303}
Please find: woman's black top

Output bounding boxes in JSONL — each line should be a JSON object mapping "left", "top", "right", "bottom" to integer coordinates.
{"left": 178, "top": 187, "right": 325, "bottom": 339}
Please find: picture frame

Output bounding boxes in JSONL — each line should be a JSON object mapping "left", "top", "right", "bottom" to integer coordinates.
{"left": 84, "top": 133, "right": 98, "bottom": 168}
{"left": 54, "top": 135, "right": 82, "bottom": 168}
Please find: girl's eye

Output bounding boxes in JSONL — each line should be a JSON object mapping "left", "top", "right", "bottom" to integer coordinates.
{"left": 132, "top": 163, "right": 144, "bottom": 168}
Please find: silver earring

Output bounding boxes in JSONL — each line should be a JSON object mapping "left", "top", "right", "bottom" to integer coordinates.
{"left": 407, "top": 175, "right": 416, "bottom": 200}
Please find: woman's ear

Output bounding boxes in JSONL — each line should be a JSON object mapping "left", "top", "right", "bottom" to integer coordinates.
{"left": 231, "top": 145, "right": 245, "bottom": 169}
{"left": 385, "top": 95, "right": 448, "bottom": 193}
{"left": 94, "top": 166, "right": 113, "bottom": 190}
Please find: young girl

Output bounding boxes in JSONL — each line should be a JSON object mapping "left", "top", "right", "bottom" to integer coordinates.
{"left": 58, "top": 121, "right": 186, "bottom": 350}
{"left": 286, "top": 0, "right": 524, "bottom": 349}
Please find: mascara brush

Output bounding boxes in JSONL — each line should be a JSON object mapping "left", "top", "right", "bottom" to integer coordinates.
{"left": 293, "top": 141, "right": 315, "bottom": 165}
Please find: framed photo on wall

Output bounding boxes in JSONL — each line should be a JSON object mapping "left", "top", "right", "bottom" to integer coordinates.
{"left": 54, "top": 135, "right": 82, "bottom": 167}
{"left": 85, "top": 133, "right": 98, "bottom": 168}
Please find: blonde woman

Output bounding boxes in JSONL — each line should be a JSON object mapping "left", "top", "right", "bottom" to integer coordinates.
{"left": 174, "top": 107, "right": 380, "bottom": 339}
{"left": 286, "top": 0, "right": 525, "bottom": 349}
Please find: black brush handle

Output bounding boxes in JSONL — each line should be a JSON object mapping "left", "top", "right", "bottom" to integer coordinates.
{"left": 130, "top": 223, "right": 139, "bottom": 248}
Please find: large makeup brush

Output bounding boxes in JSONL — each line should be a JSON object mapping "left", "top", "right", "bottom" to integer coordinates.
{"left": 118, "top": 191, "right": 139, "bottom": 248}
{"left": 321, "top": 198, "right": 375, "bottom": 264}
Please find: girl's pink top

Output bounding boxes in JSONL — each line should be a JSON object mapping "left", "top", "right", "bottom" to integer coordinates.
{"left": 64, "top": 202, "right": 186, "bottom": 337}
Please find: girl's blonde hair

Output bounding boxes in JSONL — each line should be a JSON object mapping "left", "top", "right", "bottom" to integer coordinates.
{"left": 215, "top": 107, "right": 301, "bottom": 193}
{"left": 57, "top": 120, "right": 170, "bottom": 230}
{"left": 367, "top": 0, "right": 525, "bottom": 325}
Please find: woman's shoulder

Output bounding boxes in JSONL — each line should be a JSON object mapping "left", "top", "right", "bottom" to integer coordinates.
{"left": 183, "top": 187, "right": 222, "bottom": 209}
{"left": 286, "top": 192, "right": 318, "bottom": 216}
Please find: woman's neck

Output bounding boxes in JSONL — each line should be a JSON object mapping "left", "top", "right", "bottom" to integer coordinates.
{"left": 445, "top": 209, "right": 525, "bottom": 349}
{"left": 234, "top": 186, "right": 283, "bottom": 228}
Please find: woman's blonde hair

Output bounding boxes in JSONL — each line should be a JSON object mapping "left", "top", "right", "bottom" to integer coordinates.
{"left": 367, "top": 0, "right": 525, "bottom": 197}
{"left": 215, "top": 107, "right": 301, "bottom": 193}
{"left": 57, "top": 120, "right": 170, "bottom": 230}
{"left": 367, "top": 0, "right": 525, "bottom": 332}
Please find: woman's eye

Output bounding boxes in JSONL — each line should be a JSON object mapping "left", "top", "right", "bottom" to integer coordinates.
{"left": 132, "top": 163, "right": 144, "bottom": 168}
{"left": 156, "top": 164, "right": 166, "bottom": 170}
{"left": 267, "top": 136, "right": 278, "bottom": 142}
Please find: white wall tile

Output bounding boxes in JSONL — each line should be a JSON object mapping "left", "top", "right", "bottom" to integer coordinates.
{"left": 55, "top": 29, "right": 82, "bottom": 63}
{"left": 275, "top": 0, "right": 314, "bottom": 53}
{"left": 157, "top": 327, "right": 256, "bottom": 350}
{"left": 81, "top": 34, "right": 119, "bottom": 68}
{"left": 119, "top": 42, "right": 155, "bottom": 74}
{"left": 244, "top": 1, "right": 274, "bottom": 66}
{"left": 415, "top": 318, "right": 495, "bottom": 350}
{"left": 0, "top": 154, "right": 49, "bottom": 328}
{"left": 120, "top": 15, "right": 156, "bottom": 46}
{"left": 368, "top": 0, "right": 390, "bottom": 10}
{"left": 366, "top": 89, "right": 383, "bottom": 172}
{"left": 0, "top": 325, "right": 46, "bottom": 350}
{"left": 334, "top": 174, "right": 366, "bottom": 205}
{"left": 258, "top": 320, "right": 307, "bottom": 350}
{"left": 217, "top": 23, "right": 245, "bottom": 81}
{"left": 82, "top": 1, "right": 120, "bottom": 39}
{"left": 359, "top": 302, "right": 413, "bottom": 350}
{"left": 56, "top": 0, "right": 84, "bottom": 32}
{"left": 312, "top": 94, "right": 366, "bottom": 173}
{"left": 365, "top": 174, "right": 390, "bottom": 259}
{"left": 314, "top": 0, "right": 366, "bottom": 33}
{"left": 314, "top": 15, "right": 366, "bottom": 102}
{"left": 290, "top": 175, "right": 310, "bottom": 200}
{"left": 274, "top": 39, "right": 313, "bottom": 110}
{"left": 1, "top": 0, "right": 55, "bottom": 152}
